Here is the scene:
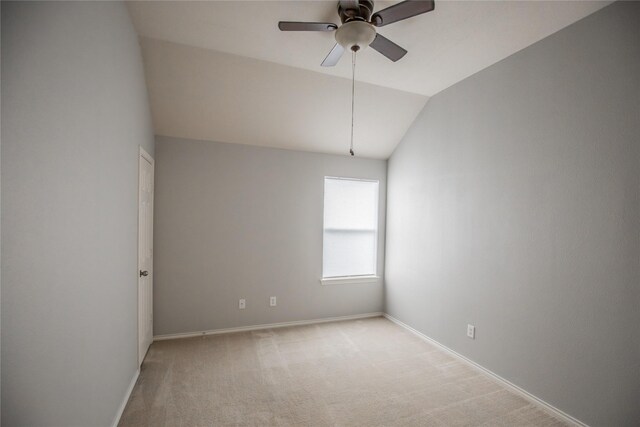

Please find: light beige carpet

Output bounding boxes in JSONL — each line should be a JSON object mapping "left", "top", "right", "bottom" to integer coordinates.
{"left": 119, "top": 317, "right": 568, "bottom": 426}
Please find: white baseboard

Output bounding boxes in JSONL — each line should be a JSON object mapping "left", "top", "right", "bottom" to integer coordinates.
{"left": 111, "top": 367, "right": 139, "bottom": 427}
{"left": 153, "top": 312, "right": 383, "bottom": 341}
{"left": 383, "top": 313, "right": 588, "bottom": 427}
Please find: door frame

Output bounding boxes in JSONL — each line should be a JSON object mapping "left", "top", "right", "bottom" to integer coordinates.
{"left": 137, "top": 146, "right": 154, "bottom": 366}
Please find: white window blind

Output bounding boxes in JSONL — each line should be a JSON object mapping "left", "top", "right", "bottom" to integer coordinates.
{"left": 323, "top": 177, "right": 379, "bottom": 278}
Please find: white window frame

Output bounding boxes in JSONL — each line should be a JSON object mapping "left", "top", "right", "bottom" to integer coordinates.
{"left": 320, "top": 176, "right": 380, "bottom": 286}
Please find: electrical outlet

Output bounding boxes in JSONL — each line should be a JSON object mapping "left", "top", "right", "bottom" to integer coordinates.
{"left": 270, "top": 296, "right": 277, "bottom": 307}
{"left": 467, "top": 324, "right": 475, "bottom": 339}
{"left": 239, "top": 299, "right": 246, "bottom": 310}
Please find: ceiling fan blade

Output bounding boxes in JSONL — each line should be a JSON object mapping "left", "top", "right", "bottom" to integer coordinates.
{"left": 278, "top": 22, "right": 338, "bottom": 31}
{"left": 371, "top": 0, "right": 435, "bottom": 27}
{"left": 321, "top": 43, "right": 346, "bottom": 67}
{"left": 369, "top": 34, "right": 407, "bottom": 62}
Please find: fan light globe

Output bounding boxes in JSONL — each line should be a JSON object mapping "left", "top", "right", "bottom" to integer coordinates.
{"left": 335, "top": 21, "right": 376, "bottom": 51}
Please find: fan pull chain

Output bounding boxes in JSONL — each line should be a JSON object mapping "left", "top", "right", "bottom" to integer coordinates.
{"left": 350, "top": 49, "right": 357, "bottom": 156}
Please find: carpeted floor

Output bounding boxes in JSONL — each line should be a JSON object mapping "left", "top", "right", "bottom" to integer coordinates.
{"left": 119, "top": 317, "right": 568, "bottom": 426}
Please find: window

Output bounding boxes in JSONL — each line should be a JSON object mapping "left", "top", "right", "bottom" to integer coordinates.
{"left": 322, "top": 177, "right": 379, "bottom": 283}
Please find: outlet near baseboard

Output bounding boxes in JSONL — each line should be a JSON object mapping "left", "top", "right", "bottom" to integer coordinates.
{"left": 467, "top": 324, "right": 475, "bottom": 339}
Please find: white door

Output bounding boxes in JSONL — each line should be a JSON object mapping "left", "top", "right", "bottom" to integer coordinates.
{"left": 138, "top": 147, "right": 154, "bottom": 365}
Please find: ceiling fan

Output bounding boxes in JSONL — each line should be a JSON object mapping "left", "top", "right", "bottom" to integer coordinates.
{"left": 278, "top": 0, "right": 435, "bottom": 66}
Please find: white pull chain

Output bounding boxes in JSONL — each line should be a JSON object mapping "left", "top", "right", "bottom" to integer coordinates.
{"left": 350, "top": 49, "right": 357, "bottom": 156}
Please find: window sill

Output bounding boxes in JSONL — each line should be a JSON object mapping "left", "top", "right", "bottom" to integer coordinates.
{"left": 320, "top": 276, "right": 380, "bottom": 286}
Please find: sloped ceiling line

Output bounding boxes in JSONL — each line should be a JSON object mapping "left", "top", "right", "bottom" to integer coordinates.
{"left": 128, "top": 1, "right": 611, "bottom": 158}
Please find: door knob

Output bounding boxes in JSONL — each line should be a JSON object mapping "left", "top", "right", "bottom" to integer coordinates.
{"left": 140, "top": 270, "right": 149, "bottom": 277}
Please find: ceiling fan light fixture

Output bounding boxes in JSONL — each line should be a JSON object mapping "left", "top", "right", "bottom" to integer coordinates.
{"left": 335, "top": 21, "right": 376, "bottom": 52}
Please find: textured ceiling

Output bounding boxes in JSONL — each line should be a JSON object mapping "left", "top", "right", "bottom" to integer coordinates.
{"left": 128, "top": 1, "right": 611, "bottom": 158}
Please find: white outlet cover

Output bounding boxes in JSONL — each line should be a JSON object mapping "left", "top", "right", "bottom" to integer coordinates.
{"left": 467, "top": 324, "right": 475, "bottom": 339}
{"left": 239, "top": 299, "right": 246, "bottom": 309}
{"left": 269, "top": 296, "right": 276, "bottom": 307}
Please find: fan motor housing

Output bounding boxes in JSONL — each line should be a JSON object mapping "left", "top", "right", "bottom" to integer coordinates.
{"left": 338, "top": 0, "right": 374, "bottom": 24}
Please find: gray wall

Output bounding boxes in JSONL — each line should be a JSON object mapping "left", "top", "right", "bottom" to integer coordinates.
{"left": 1, "top": 2, "right": 154, "bottom": 426}
{"left": 154, "top": 136, "right": 386, "bottom": 336}
{"left": 385, "top": 2, "right": 640, "bottom": 426}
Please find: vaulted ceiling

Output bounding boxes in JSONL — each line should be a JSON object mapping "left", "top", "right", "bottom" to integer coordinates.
{"left": 128, "top": 1, "right": 611, "bottom": 159}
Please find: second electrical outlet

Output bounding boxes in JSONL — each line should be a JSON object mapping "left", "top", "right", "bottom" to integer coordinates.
{"left": 239, "top": 299, "right": 246, "bottom": 309}
{"left": 467, "top": 324, "right": 475, "bottom": 339}
{"left": 270, "top": 296, "right": 277, "bottom": 307}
